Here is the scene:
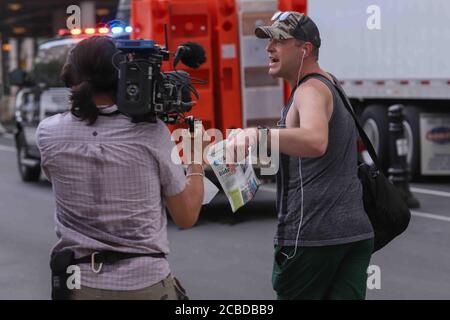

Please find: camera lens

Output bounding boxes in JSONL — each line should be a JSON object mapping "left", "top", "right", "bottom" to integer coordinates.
{"left": 127, "top": 84, "right": 139, "bottom": 97}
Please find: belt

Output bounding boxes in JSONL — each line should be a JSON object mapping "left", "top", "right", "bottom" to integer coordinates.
{"left": 74, "top": 250, "right": 166, "bottom": 274}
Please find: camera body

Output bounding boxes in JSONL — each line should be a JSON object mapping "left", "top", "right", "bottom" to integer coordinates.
{"left": 116, "top": 40, "right": 197, "bottom": 123}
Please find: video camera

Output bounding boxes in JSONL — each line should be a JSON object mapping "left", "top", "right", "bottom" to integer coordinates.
{"left": 114, "top": 38, "right": 206, "bottom": 124}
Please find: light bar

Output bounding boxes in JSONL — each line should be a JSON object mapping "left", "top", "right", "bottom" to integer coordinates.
{"left": 58, "top": 29, "right": 69, "bottom": 36}
{"left": 70, "top": 28, "right": 82, "bottom": 35}
{"left": 98, "top": 27, "right": 109, "bottom": 34}
{"left": 59, "top": 24, "right": 130, "bottom": 37}
{"left": 111, "top": 26, "right": 124, "bottom": 34}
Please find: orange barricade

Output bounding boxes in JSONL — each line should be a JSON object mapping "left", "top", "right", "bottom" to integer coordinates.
{"left": 236, "top": 0, "right": 284, "bottom": 128}
{"left": 278, "top": 0, "right": 308, "bottom": 103}
{"left": 208, "top": 0, "right": 242, "bottom": 132}
{"left": 278, "top": 0, "right": 307, "bottom": 12}
{"left": 131, "top": 0, "right": 216, "bottom": 130}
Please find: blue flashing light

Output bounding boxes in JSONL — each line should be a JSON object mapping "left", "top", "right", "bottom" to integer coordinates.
{"left": 111, "top": 26, "right": 124, "bottom": 34}
{"left": 125, "top": 26, "right": 133, "bottom": 33}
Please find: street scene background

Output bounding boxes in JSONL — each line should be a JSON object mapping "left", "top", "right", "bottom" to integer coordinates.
{"left": 1, "top": 135, "right": 449, "bottom": 299}
{"left": 1, "top": 0, "right": 450, "bottom": 300}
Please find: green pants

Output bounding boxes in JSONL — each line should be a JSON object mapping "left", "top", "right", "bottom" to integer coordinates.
{"left": 272, "top": 238, "right": 374, "bottom": 300}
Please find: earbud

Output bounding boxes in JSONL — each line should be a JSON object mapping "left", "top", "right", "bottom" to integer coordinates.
{"left": 302, "top": 49, "right": 307, "bottom": 58}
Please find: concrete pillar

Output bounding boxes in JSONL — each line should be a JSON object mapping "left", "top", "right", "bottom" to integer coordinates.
{"left": 0, "top": 38, "right": 5, "bottom": 130}
{"left": 6, "top": 38, "right": 19, "bottom": 123}
{"left": 21, "top": 38, "right": 35, "bottom": 71}
{"left": 81, "top": 1, "right": 96, "bottom": 28}
{"left": 9, "top": 38, "right": 19, "bottom": 72}
{"left": 0, "top": 39, "right": 3, "bottom": 95}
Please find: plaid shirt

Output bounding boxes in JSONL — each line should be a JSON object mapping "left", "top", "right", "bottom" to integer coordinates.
{"left": 37, "top": 106, "right": 186, "bottom": 290}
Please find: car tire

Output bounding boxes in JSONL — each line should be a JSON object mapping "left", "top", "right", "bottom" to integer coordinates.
{"left": 16, "top": 132, "right": 41, "bottom": 182}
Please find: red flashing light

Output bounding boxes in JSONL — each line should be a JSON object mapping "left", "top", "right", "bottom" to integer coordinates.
{"left": 98, "top": 27, "right": 109, "bottom": 34}
{"left": 58, "top": 29, "right": 68, "bottom": 36}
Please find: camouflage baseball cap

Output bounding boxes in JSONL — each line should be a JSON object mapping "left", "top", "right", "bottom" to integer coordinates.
{"left": 255, "top": 11, "right": 321, "bottom": 48}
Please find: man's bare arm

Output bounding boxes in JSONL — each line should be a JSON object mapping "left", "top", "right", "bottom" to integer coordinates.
{"left": 273, "top": 80, "right": 332, "bottom": 158}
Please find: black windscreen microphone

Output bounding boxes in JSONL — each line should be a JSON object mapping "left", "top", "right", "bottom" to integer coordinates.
{"left": 173, "top": 42, "right": 206, "bottom": 69}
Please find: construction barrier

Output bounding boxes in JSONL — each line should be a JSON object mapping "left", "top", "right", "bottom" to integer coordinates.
{"left": 236, "top": 0, "right": 284, "bottom": 128}
{"left": 278, "top": 0, "right": 307, "bottom": 13}
{"left": 278, "top": 0, "right": 308, "bottom": 102}
{"left": 132, "top": 0, "right": 217, "bottom": 130}
{"left": 208, "top": 0, "right": 243, "bottom": 131}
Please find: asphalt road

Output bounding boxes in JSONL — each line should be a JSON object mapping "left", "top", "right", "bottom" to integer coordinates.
{"left": 0, "top": 134, "right": 449, "bottom": 300}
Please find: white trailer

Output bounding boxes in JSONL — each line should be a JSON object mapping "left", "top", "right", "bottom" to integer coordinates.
{"left": 308, "top": 0, "right": 450, "bottom": 176}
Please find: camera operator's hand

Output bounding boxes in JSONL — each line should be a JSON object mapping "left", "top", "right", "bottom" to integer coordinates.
{"left": 165, "top": 162, "right": 205, "bottom": 229}
{"left": 165, "top": 123, "right": 211, "bottom": 229}
{"left": 177, "top": 123, "right": 212, "bottom": 166}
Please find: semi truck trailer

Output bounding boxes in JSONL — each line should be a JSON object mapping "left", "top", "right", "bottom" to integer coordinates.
{"left": 308, "top": 0, "right": 450, "bottom": 177}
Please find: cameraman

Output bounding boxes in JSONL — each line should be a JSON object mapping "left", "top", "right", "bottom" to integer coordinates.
{"left": 37, "top": 36, "right": 205, "bottom": 300}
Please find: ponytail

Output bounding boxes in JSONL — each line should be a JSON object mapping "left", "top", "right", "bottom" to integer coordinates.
{"left": 70, "top": 80, "right": 99, "bottom": 125}
{"left": 60, "top": 36, "right": 118, "bottom": 125}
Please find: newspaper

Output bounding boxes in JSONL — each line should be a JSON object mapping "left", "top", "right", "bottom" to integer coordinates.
{"left": 206, "top": 139, "right": 260, "bottom": 212}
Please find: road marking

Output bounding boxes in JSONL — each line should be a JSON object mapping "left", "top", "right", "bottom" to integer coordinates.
{"left": 410, "top": 187, "right": 450, "bottom": 198}
{"left": 412, "top": 211, "right": 450, "bottom": 223}
{"left": 258, "top": 185, "right": 450, "bottom": 223}
{"left": 0, "top": 145, "right": 15, "bottom": 152}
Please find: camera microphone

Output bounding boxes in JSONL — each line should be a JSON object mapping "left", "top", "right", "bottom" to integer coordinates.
{"left": 173, "top": 42, "right": 206, "bottom": 69}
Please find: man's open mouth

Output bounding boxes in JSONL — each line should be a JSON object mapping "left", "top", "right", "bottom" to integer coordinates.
{"left": 269, "top": 57, "right": 280, "bottom": 66}
{"left": 269, "top": 57, "right": 280, "bottom": 63}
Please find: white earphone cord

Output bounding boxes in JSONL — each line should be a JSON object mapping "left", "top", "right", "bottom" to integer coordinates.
{"left": 281, "top": 49, "right": 306, "bottom": 260}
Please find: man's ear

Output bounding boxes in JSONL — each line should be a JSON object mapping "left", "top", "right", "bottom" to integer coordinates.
{"left": 304, "top": 42, "right": 314, "bottom": 58}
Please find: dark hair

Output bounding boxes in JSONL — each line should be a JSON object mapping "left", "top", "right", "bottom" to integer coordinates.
{"left": 61, "top": 36, "right": 118, "bottom": 125}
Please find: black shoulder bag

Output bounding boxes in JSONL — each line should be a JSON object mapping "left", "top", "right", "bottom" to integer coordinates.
{"left": 302, "top": 73, "right": 411, "bottom": 252}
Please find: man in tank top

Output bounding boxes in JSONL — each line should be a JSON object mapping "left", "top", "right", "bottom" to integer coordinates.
{"left": 226, "top": 11, "right": 374, "bottom": 300}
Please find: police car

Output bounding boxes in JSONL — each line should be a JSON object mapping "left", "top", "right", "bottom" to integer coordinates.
{"left": 13, "top": 26, "right": 130, "bottom": 181}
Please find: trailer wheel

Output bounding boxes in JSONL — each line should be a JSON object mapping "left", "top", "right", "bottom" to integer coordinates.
{"left": 360, "top": 105, "right": 389, "bottom": 172}
{"left": 403, "top": 105, "right": 421, "bottom": 178}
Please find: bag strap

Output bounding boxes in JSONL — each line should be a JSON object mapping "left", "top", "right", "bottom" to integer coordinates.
{"left": 280, "top": 73, "right": 325, "bottom": 123}
{"left": 296, "top": 73, "right": 381, "bottom": 169}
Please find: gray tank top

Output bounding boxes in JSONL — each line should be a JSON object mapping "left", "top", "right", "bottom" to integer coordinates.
{"left": 275, "top": 73, "right": 374, "bottom": 247}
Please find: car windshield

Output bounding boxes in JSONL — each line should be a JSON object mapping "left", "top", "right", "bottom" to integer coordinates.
{"left": 32, "top": 38, "right": 81, "bottom": 87}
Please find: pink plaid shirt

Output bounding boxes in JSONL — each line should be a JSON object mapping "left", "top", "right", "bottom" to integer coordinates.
{"left": 37, "top": 106, "right": 186, "bottom": 290}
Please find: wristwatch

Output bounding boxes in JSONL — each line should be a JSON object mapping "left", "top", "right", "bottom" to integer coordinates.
{"left": 257, "top": 125, "right": 270, "bottom": 147}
